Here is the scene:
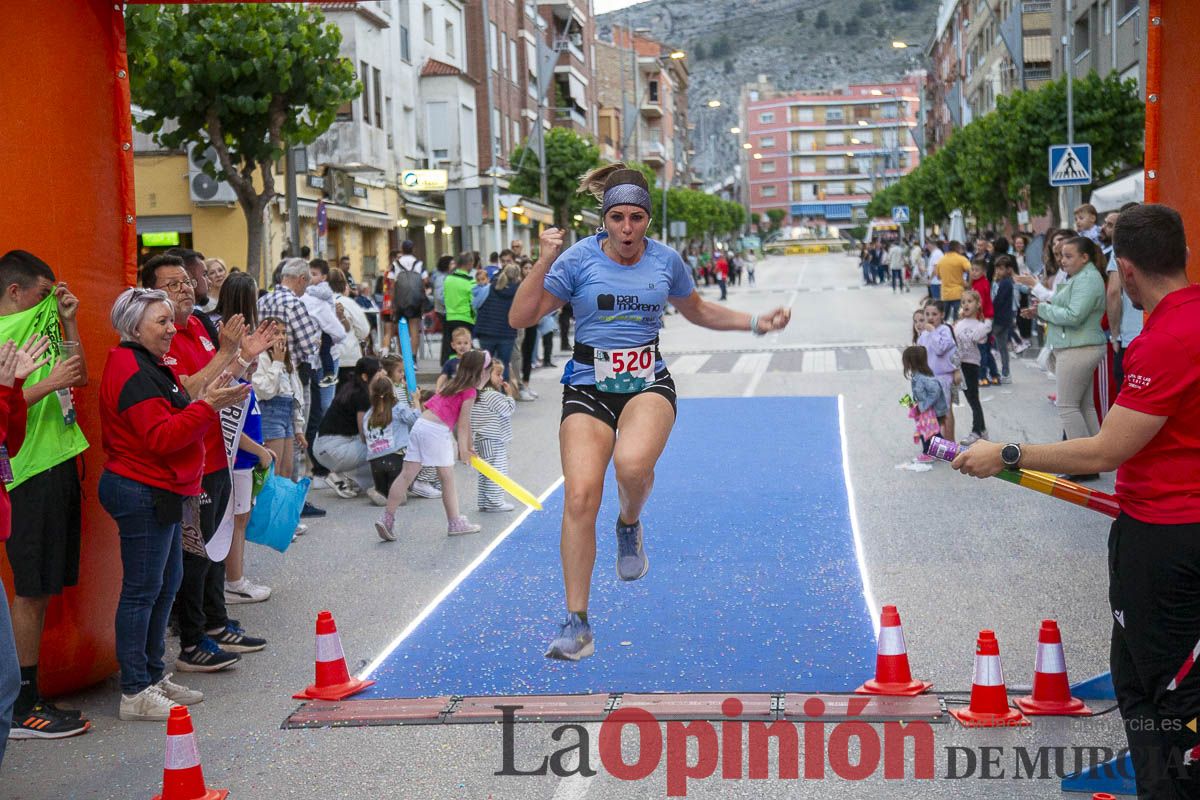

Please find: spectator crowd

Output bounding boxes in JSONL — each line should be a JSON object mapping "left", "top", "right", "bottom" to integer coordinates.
{"left": 895, "top": 202, "right": 1142, "bottom": 474}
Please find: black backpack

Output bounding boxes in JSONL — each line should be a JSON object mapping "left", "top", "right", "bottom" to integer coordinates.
{"left": 392, "top": 259, "right": 430, "bottom": 318}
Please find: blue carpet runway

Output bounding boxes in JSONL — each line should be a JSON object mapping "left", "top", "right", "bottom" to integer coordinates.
{"left": 361, "top": 396, "right": 878, "bottom": 697}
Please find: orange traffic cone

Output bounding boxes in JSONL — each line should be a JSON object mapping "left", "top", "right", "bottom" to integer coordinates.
{"left": 856, "top": 605, "right": 932, "bottom": 696}
{"left": 152, "top": 706, "right": 228, "bottom": 800}
{"left": 950, "top": 629, "right": 1030, "bottom": 728}
{"left": 1016, "top": 620, "right": 1091, "bottom": 716}
{"left": 293, "top": 610, "right": 375, "bottom": 701}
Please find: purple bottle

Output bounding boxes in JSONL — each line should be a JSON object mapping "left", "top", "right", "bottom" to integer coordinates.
{"left": 927, "top": 436, "right": 962, "bottom": 463}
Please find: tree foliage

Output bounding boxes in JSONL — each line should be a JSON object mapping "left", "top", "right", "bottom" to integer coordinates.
{"left": 858, "top": 0, "right": 880, "bottom": 16}
{"left": 815, "top": 10, "right": 830, "bottom": 29}
{"left": 868, "top": 71, "right": 1143, "bottom": 227}
{"left": 127, "top": 4, "right": 360, "bottom": 277}
{"left": 509, "top": 127, "right": 602, "bottom": 228}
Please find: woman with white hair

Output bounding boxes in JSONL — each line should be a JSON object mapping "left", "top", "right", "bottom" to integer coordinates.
{"left": 98, "top": 288, "right": 249, "bottom": 722}
{"left": 510, "top": 164, "right": 791, "bottom": 661}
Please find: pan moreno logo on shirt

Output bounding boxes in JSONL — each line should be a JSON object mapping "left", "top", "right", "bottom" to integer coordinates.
{"left": 596, "top": 293, "right": 661, "bottom": 322}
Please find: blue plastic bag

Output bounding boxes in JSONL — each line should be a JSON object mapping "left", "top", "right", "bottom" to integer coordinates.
{"left": 245, "top": 465, "right": 311, "bottom": 553}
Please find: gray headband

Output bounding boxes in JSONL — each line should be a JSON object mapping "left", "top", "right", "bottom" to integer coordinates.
{"left": 601, "top": 184, "right": 652, "bottom": 218}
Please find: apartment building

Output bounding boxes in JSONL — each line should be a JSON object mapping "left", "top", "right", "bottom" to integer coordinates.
{"left": 742, "top": 77, "right": 923, "bottom": 225}
{"left": 1052, "top": 0, "right": 1145, "bottom": 89}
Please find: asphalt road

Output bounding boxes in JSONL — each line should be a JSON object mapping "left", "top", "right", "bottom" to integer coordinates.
{"left": 5, "top": 251, "right": 1125, "bottom": 799}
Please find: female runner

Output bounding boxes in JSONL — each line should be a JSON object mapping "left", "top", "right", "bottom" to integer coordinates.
{"left": 510, "top": 164, "right": 791, "bottom": 660}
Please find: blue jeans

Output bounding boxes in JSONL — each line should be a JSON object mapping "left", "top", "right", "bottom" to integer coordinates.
{"left": 477, "top": 335, "right": 516, "bottom": 381}
{"left": 99, "top": 471, "right": 183, "bottom": 695}
{"left": 992, "top": 323, "right": 1013, "bottom": 377}
{"left": 0, "top": 574, "right": 19, "bottom": 769}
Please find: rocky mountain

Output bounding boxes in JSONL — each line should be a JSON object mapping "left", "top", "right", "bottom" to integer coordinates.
{"left": 597, "top": 0, "right": 941, "bottom": 183}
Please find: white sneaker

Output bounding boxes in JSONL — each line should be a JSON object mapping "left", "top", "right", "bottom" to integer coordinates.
{"left": 156, "top": 673, "right": 203, "bottom": 705}
{"left": 366, "top": 487, "right": 388, "bottom": 506}
{"left": 224, "top": 577, "right": 271, "bottom": 604}
{"left": 959, "top": 431, "right": 986, "bottom": 446}
{"left": 480, "top": 502, "right": 516, "bottom": 513}
{"left": 119, "top": 685, "right": 175, "bottom": 721}
{"left": 294, "top": 523, "right": 308, "bottom": 536}
{"left": 325, "top": 471, "right": 359, "bottom": 499}
{"left": 518, "top": 388, "right": 536, "bottom": 402}
{"left": 409, "top": 480, "right": 443, "bottom": 499}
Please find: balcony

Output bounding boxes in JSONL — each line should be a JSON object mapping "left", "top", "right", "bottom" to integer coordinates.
{"left": 553, "top": 107, "right": 588, "bottom": 129}
{"left": 640, "top": 141, "right": 666, "bottom": 165}
{"left": 641, "top": 97, "right": 663, "bottom": 119}
{"left": 1024, "top": 66, "right": 1052, "bottom": 82}
{"left": 1021, "top": 0, "right": 1051, "bottom": 11}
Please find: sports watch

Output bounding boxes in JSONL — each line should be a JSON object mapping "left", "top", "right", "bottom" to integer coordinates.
{"left": 1001, "top": 443, "right": 1022, "bottom": 470}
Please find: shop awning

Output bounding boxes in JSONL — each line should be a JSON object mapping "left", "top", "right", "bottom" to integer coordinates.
{"left": 294, "top": 199, "right": 394, "bottom": 229}
{"left": 520, "top": 199, "right": 555, "bottom": 225}
{"left": 136, "top": 214, "right": 192, "bottom": 235}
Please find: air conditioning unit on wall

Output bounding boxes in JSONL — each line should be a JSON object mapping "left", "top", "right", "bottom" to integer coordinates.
{"left": 187, "top": 143, "right": 238, "bottom": 205}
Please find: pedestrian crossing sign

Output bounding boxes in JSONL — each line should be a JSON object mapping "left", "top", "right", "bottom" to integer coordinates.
{"left": 1048, "top": 144, "right": 1092, "bottom": 187}
{"left": 891, "top": 206, "right": 910, "bottom": 223}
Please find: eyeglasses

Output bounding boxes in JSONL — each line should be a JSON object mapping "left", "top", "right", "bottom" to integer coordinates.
{"left": 159, "top": 278, "right": 197, "bottom": 293}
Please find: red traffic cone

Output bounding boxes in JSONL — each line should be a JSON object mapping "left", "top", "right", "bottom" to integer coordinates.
{"left": 152, "top": 706, "right": 228, "bottom": 800}
{"left": 293, "top": 610, "right": 375, "bottom": 701}
{"left": 856, "top": 605, "right": 932, "bottom": 696}
{"left": 1016, "top": 620, "right": 1092, "bottom": 716}
{"left": 951, "top": 630, "right": 1030, "bottom": 728}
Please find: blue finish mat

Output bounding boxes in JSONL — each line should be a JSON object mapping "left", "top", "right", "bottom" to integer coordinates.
{"left": 361, "top": 396, "right": 877, "bottom": 697}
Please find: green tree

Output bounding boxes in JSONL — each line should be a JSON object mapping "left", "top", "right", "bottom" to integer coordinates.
{"left": 693, "top": 41, "right": 707, "bottom": 60}
{"left": 711, "top": 35, "right": 732, "bottom": 59}
{"left": 832, "top": 20, "right": 844, "bottom": 35}
{"left": 878, "top": 71, "right": 1143, "bottom": 228}
{"left": 892, "top": 0, "right": 918, "bottom": 10}
{"left": 796, "top": 9, "right": 806, "bottom": 22}
{"left": 815, "top": 10, "right": 830, "bottom": 29}
{"left": 765, "top": 208, "right": 787, "bottom": 232}
{"left": 126, "top": 4, "right": 360, "bottom": 280}
{"left": 724, "top": 58, "right": 736, "bottom": 74}
{"left": 845, "top": 18, "right": 863, "bottom": 36}
{"left": 509, "top": 127, "right": 602, "bottom": 227}
{"left": 858, "top": 0, "right": 880, "bottom": 16}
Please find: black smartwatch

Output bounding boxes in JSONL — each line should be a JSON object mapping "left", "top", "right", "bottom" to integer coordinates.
{"left": 1001, "top": 443, "right": 1022, "bottom": 470}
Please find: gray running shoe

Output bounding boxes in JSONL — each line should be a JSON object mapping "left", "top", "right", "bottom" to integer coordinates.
{"left": 615, "top": 519, "right": 649, "bottom": 581}
{"left": 544, "top": 613, "right": 594, "bottom": 661}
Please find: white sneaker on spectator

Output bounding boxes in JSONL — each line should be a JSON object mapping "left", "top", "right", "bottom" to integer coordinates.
{"left": 409, "top": 480, "right": 442, "bottom": 499}
{"left": 224, "top": 577, "right": 271, "bottom": 604}
{"left": 118, "top": 685, "right": 174, "bottom": 721}
{"left": 155, "top": 673, "right": 203, "bottom": 705}
{"left": 1014, "top": 340, "right": 1031, "bottom": 354}
{"left": 366, "top": 487, "right": 388, "bottom": 506}
{"left": 518, "top": 388, "right": 537, "bottom": 402}
{"left": 480, "top": 501, "right": 516, "bottom": 513}
{"left": 325, "top": 471, "right": 359, "bottom": 499}
{"left": 294, "top": 523, "right": 308, "bottom": 536}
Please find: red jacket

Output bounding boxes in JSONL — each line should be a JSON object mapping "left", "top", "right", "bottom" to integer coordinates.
{"left": 0, "top": 378, "right": 28, "bottom": 542}
{"left": 100, "top": 342, "right": 218, "bottom": 497}
{"left": 972, "top": 275, "right": 995, "bottom": 319}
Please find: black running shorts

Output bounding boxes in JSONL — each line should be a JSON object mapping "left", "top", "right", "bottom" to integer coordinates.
{"left": 7, "top": 459, "right": 82, "bottom": 597}
{"left": 560, "top": 371, "right": 677, "bottom": 431}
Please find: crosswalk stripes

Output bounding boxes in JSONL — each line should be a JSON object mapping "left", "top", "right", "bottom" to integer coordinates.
{"left": 866, "top": 347, "right": 904, "bottom": 372}
{"left": 801, "top": 350, "right": 837, "bottom": 373}
{"left": 659, "top": 346, "right": 908, "bottom": 376}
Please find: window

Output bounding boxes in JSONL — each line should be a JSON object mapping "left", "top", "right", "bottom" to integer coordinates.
{"left": 761, "top": 160, "right": 776, "bottom": 173}
{"left": 385, "top": 97, "right": 393, "bottom": 138}
{"left": 648, "top": 80, "right": 659, "bottom": 103}
{"left": 493, "top": 108, "right": 502, "bottom": 153}
{"left": 510, "top": 40, "right": 519, "bottom": 83}
{"left": 825, "top": 130, "right": 845, "bottom": 145}
{"left": 501, "top": 33, "right": 509, "bottom": 76}
{"left": 489, "top": 22, "right": 499, "bottom": 71}
{"left": 1102, "top": 0, "right": 1111, "bottom": 35}
{"left": 446, "top": 21, "right": 456, "bottom": 58}
{"left": 760, "top": 136, "right": 775, "bottom": 148}
{"left": 423, "top": 5, "right": 434, "bottom": 43}
{"left": 761, "top": 185, "right": 777, "bottom": 197}
{"left": 427, "top": 101, "right": 449, "bottom": 160}
{"left": 373, "top": 68, "right": 383, "bottom": 128}
{"left": 1118, "top": 0, "right": 1138, "bottom": 20}
{"left": 1074, "top": 15, "right": 1091, "bottom": 60}
{"left": 825, "top": 107, "right": 844, "bottom": 122}
{"left": 759, "top": 111, "right": 775, "bottom": 124}
{"left": 400, "top": 25, "right": 411, "bottom": 63}
{"left": 792, "top": 106, "right": 814, "bottom": 122}
{"left": 797, "top": 157, "right": 816, "bottom": 173}
{"left": 360, "top": 61, "right": 371, "bottom": 123}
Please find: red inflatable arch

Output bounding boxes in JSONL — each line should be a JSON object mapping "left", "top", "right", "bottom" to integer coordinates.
{"left": 0, "top": 0, "right": 1193, "bottom": 695}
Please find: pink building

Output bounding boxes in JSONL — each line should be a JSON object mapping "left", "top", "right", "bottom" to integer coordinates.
{"left": 741, "top": 75, "right": 923, "bottom": 227}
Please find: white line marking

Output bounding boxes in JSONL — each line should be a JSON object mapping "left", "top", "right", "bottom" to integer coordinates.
{"left": 550, "top": 723, "right": 601, "bottom": 800}
{"left": 359, "top": 476, "right": 566, "bottom": 680}
{"left": 866, "top": 348, "right": 903, "bottom": 372}
{"left": 734, "top": 355, "right": 772, "bottom": 398}
{"left": 839, "top": 394, "right": 879, "bottom": 636}
{"left": 669, "top": 354, "right": 711, "bottom": 375}
{"left": 802, "top": 350, "right": 836, "bottom": 372}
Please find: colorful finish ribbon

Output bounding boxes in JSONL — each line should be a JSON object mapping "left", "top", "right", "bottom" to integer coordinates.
{"left": 928, "top": 436, "right": 1120, "bottom": 519}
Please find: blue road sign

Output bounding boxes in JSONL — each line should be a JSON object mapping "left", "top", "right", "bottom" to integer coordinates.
{"left": 891, "top": 205, "right": 910, "bottom": 223}
{"left": 1049, "top": 144, "right": 1092, "bottom": 187}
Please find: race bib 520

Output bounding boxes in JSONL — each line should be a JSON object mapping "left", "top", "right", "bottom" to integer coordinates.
{"left": 594, "top": 346, "right": 655, "bottom": 394}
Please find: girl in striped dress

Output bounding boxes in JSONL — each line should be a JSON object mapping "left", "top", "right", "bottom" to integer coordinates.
{"left": 472, "top": 358, "right": 518, "bottom": 512}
